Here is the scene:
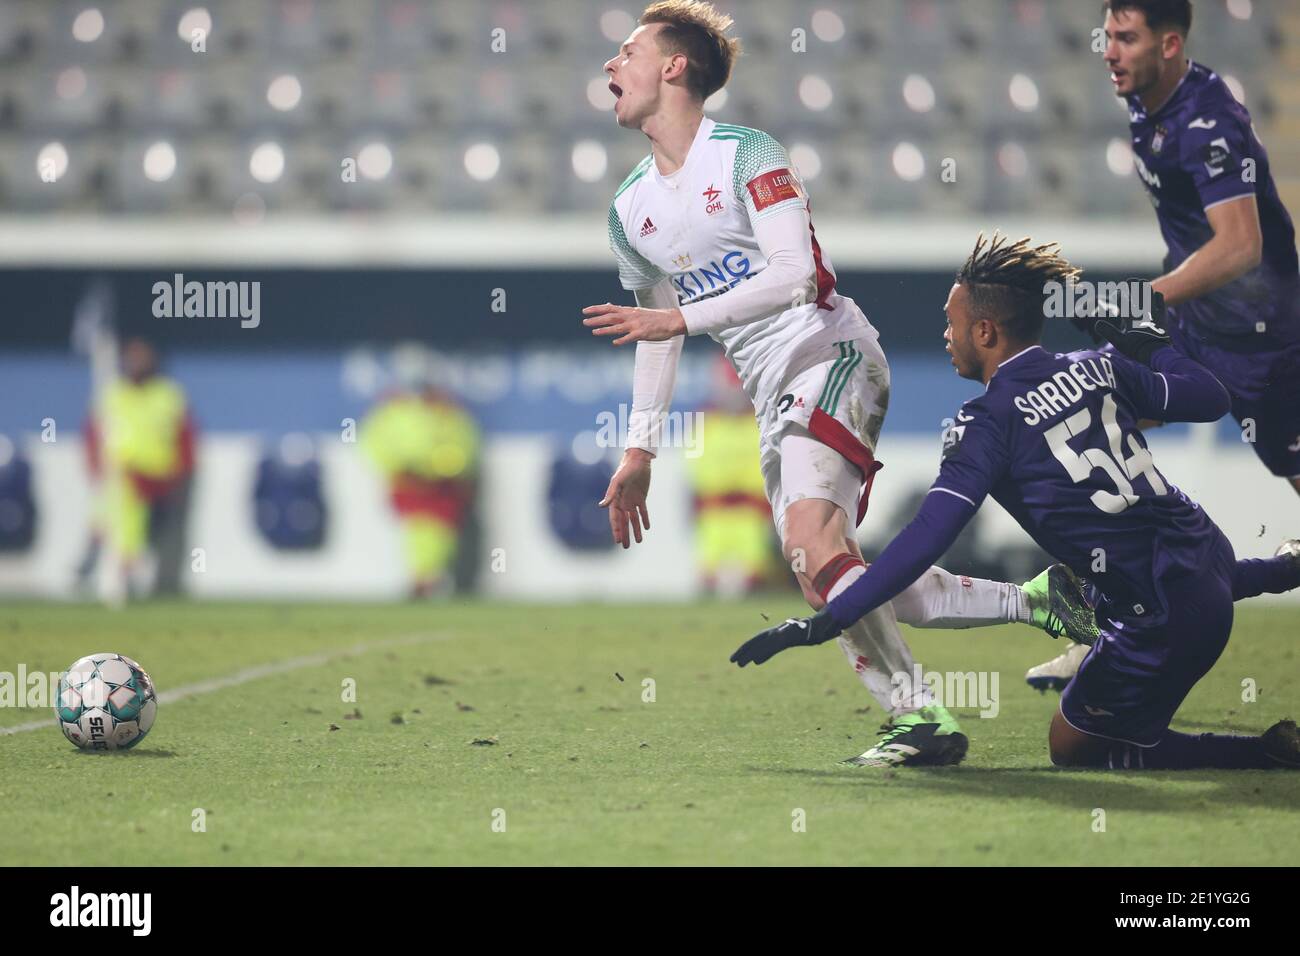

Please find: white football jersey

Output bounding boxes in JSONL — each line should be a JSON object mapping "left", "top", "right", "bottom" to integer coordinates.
{"left": 608, "top": 117, "right": 876, "bottom": 404}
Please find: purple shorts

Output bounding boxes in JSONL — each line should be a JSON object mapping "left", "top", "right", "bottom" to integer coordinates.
{"left": 1170, "top": 323, "right": 1300, "bottom": 479}
{"left": 1061, "top": 530, "right": 1237, "bottom": 747}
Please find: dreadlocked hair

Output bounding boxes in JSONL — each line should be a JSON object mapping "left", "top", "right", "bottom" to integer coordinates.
{"left": 955, "top": 232, "right": 1084, "bottom": 343}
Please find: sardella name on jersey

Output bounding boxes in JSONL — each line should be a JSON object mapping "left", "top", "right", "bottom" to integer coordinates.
{"left": 1013, "top": 356, "right": 1118, "bottom": 426}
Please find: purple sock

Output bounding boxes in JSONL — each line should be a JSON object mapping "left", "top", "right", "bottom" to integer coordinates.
{"left": 1232, "top": 555, "right": 1300, "bottom": 600}
{"left": 1110, "top": 730, "right": 1273, "bottom": 770}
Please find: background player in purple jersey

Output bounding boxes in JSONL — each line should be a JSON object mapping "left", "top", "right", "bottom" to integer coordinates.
{"left": 1101, "top": 0, "right": 1300, "bottom": 489}
{"left": 730, "top": 233, "right": 1300, "bottom": 770}
{"left": 1027, "top": 0, "right": 1300, "bottom": 693}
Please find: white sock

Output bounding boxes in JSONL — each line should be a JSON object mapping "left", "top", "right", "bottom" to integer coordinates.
{"left": 824, "top": 564, "right": 934, "bottom": 716}
{"left": 890, "top": 565, "right": 1030, "bottom": 629}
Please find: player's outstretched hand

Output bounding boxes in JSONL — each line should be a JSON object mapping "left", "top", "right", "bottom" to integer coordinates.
{"left": 729, "top": 609, "right": 842, "bottom": 667}
{"left": 582, "top": 303, "right": 687, "bottom": 345}
{"left": 1094, "top": 286, "right": 1171, "bottom": 366}
{"left": 599, "top": 449, "right": 653, "bottom": 549}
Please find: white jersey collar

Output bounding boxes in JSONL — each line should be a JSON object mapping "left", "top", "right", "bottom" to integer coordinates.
{"left": 652, "top": 115, "right": 714, "bottom": 189}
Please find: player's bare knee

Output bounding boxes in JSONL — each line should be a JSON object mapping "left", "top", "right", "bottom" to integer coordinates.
{"left": 1049, "top": 711, "right": 1079, "bottom": 766}
{"left": 1049, "top": 741, "right": 1077, "bottom": 767}
{"left": 1049, "top": 734, "right": 1082, "bottom": 767}
{"left": 783, "top": 532, "right": 836, "bottom": 582}
{"left": 780, "top": 523, "right": 818, "bottom": 572}
{"left": 781, "top": 502, "right": 846, "bottom": 575}
{"left": 1049, "top": 710, "right": 1105, "bottom": 767}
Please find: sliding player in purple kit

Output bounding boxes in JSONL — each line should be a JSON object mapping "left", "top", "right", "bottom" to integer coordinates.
{"left": 730, "top": 233, "right": 1300, "bottom": 770}
{"left": 1027, "top": 0, "right": 1300, "bottom": 691}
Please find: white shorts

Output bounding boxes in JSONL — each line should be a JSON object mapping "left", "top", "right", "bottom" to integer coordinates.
{"left": 757, "top": 335, "right": 891, "bottom": 539}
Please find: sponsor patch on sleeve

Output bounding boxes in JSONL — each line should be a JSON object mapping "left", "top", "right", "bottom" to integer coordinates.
{"left": 746, "top": 168, "right": 802, "bottom": 211}
{"left": 941, "top": 422, "right": 966, "bottom": 460}
{"left": 1201, "top": 137, "right": 1231, "bottom": 178}
{"left": 940, "top": 408, "right": 976, "bottom": 460}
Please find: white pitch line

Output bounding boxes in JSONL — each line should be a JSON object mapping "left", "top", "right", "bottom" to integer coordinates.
{"left": 0, "top": 631, "right": 455, "bottom": 737}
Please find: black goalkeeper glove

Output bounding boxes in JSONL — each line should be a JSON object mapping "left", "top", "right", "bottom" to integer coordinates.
{"left": 1069, "top": 309, "right": 1105, "bottom": 345}
{"left": 729, "top": 608, "right": 842, "bottom": 668}
{"left": 1093, "top": 287, "right": 1172, "bottom": 366}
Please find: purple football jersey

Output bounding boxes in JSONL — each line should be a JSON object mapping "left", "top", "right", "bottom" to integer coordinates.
{"left": 933, "top": 346, "right": 1219, "bottom": 616}
{"left": 1126, "top": 62, "right": 1298, "bottom": 345}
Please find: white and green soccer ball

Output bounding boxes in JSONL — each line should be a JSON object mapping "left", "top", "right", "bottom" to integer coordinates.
{"left": 55, "top": 653, "right": 157, "bottom": 751}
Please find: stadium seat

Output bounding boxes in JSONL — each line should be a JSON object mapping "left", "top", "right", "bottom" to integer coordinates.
{"left": 436, "top": 0, "right": 547, "bottom": 61}
{"left": 1074, "top": 69, "right": 1134, "bottom": 137}
{"left": 4, "top": 134, "right": 108, "bottom": 211}
{"left": 364, "top": 0, "right": 441, "bottom": 66}
{"left": 874, "top": 66, "right": 965, "bottom": 139}
{"left": 199, "top": 135, "right": 311, "bottom": 212}
{"left": 15, "top": 65, "right": 112, "bottom": 132}
{"left": 0, "top": 3, "right": 30, "bottom": 63}
{"left": 567, "top": 2, "right": 634, "bottom": 58}
{"left": 117, "top": 67, "right": 221, "bottom": 133}
{"left": 1077, "top": 137, "right": 1154, "bottom": 217}
{"left": 44, "top": 0, "right": 127, "bottom": 65}
{"left": 970, "top": 0, "right": 1058, "bottom": 68}
{"left": 433, "top": 131, "right": 550, "bottom": 214}
{"left": 113, "top": 136, "right": 224, "bottom": 213}
{"left": 0, "top": 0, "right": 1286, "bottom": 220}
{"left": 879, "top": 0, "right": 972, "bottom": 71}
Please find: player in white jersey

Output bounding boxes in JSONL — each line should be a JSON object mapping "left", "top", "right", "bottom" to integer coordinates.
{"left": 582, "top": 1, "right": 1095, "bottom": 766}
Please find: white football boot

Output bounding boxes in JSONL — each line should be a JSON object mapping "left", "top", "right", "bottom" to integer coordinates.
{"left": 1025, "top": 640, "right": 1090, "bottom": 693}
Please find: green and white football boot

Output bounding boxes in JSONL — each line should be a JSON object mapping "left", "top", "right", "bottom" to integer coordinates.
{"left": 1021, "top": 563, "right": 1100, "bottom": 646}
{"left": 843, "top": 705, "right": 969, "bottom": 767}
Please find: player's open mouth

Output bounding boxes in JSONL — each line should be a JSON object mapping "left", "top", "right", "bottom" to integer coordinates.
{"left": 1110, "top": 70, "right": 1126, "bottom": 84}
{"left": 609, "top": 82, "right": 623, "bottom": 99}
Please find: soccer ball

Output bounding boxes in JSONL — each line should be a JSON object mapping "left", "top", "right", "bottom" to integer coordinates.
{"left": 55, "top": 653, "right": 157, "bottom": 751}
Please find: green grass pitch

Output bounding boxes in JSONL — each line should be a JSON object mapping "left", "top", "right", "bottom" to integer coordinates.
{"left": 1, "top": 600, "right": 1297, "bottom": 866}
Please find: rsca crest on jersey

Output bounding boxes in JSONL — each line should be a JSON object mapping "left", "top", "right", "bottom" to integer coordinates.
{"left": 671, "top": 251, "right": 753, "bottom": 302}
{"left": 1151, "top": 123, "right": 1167, "bottom": 154}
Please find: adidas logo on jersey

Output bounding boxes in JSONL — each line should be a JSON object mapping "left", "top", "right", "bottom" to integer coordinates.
{"left": 639, "top": 217, "right": 657, "bottom": 237}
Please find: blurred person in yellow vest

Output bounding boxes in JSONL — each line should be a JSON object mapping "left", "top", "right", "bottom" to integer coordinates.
{"left": 687, "top": 356, "right": 779, "bottom": 596}
{"left": 81, "top": 338, "right": 196, "bottom": 599}
{"left": 362, "top": 362, "right": 480, "bottom": 599}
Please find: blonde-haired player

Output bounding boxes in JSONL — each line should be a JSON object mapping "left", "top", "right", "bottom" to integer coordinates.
{"left": 582, "top": 1, "right": 1094, "bottom": 765}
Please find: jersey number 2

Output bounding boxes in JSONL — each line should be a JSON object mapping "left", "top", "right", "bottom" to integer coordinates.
{"left": 1044, "top": 394, "right": 1168, "bottom": 514}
